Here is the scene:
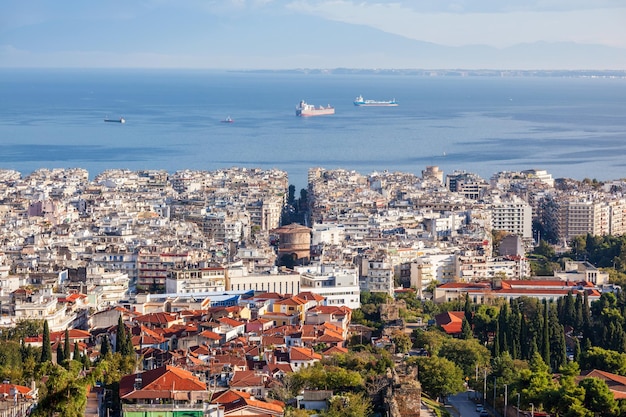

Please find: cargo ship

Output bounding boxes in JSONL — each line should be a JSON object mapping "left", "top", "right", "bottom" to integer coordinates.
{"left": 296, "top": 100, "right": 335, "bottom": 117}
{"left": 353, "top": 95, "right": 398, "bottom": 107}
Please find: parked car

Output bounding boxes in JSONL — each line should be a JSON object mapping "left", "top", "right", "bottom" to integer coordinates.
{"left": 480, "top": 410, "right": 489, "bottom": 417}
{"left": 475, "top": 404, "right": 484, "bottom": 412}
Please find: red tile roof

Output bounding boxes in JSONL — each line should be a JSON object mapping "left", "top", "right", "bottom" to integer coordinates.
{"left": 119, "top": 365, "right": 206, "bottom": 400}
{"left": 289, "top": 347, "right": 322, "bottom": 362}
{"left": 211, "top": 389, "right": 284, "bottom": 415}
{"left": 435, "top": 311, "right": 465, "bottom": 335}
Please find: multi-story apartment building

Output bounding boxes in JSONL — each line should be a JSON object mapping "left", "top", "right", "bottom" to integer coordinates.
{"left": 227, "top": 266, "right": 301, "bottom": 295}
{"left": 446, "top": 171, "right": 489, "bottom": 200}
{"left": 546, "top": 198, "right": 609, "bottom": 242}
{"left": 297, "top": 264, "right": 361, "bottom": 309}
{"left": 490, "top": 195, "right": 533, "bottom": 239}
{"left": 91, "top": 250, "right": 138, "bottom": 287}
{"left": 246, "top": 197, "right": 283, "bottom": 231}
{"left": 202, "top": 211, "right": 249, "bottom": 242}
{"left": 359, "top": 259, "right": 394, "bottom": 296}
{"left": 136, "top": 250, "right": 192, "bottom": 292}
{"left": 165, "top": 266, "right": 226, "bottom": 294}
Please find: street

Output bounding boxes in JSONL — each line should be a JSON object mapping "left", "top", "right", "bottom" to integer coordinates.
{"left": 447, "top": 390, "right": 486, "bottom": 417}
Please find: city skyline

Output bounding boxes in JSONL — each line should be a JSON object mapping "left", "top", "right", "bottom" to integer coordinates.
{"left": 2, "top": 0, "right": 626, "bottom": 70}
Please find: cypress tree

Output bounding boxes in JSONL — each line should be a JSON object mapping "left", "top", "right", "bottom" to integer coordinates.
{"left": 123, "top": 325, "right": 134, "bottom": 357}
{"left": 549, "top": 303, "right": 567, "bottom": 371}
{"left": 573, "top": 338, "right": 581, "bottom": 362}
{"left": 40, "top": 320, "right": 52, "bottom": 363}
{"left": 583, "top": 292, "right": 592, "bottom": 341}
{"left": 574, "top": 293, "right": 584, "bottom": 331}
{"left": 529, "top": 334, "right": 539, "bottom": 358}
{"left": 116, "top": 315, "right": 125, "bottom": 354}
{"left": 542, "top": 300, "right": 551, "bottom": 369}
{"left": 461, "top": 319, "right": 473, "bottom": 339}
{"left": 498, "top": 304, "right": 510, "bottom": 354}
{"left": 73, "top": 341, "right": 79, "bottom": 361}
{"left": 56, "top": 342, "right": 64, "bottom": 363}
{"left": 464, "top": 293, "right": 473, "bottom": 326}
{"left": 63, "top": 328, "right": 71, "bottom": 361}
{"left": 101, "top": 334, "right": 111, "bottom": 357}
{"left": 493, "top": 319, "right": 501, "bottom": 357}
{"left": 520, "top": 314, "right": 530, "bottom": 360}
{"left": 510, "top": 311, "right": 521, "bottom": 360}
{"left": 564, "top": 292, "right": 575, "bottom": 327}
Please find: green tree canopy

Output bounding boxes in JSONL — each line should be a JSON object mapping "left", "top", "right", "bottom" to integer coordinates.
{"left": 518, "top": 352, "right": 555, "bottom": 410}
{"left": 579, "top": 346, "right": 626, "bottom": 375}
{"left": 579, "top": 377, "right": 618, "bottom": 417}
{"left": 412, "top": 328, "right": 449, "bottom": 357}
{"left": 40, "top": 320, "right": 52, "bottom": 363}
{"left": 322, "top": 392, "right": 373, "bottom": 417}
{"left": 409, "top": 356, "right": 464, "bottom": 400}
{"left": 438, "top": 337, "right": 491, "bottom": 379}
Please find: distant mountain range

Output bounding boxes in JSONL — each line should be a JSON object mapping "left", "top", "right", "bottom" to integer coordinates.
{"left": 3, "top": 7, "right": 625, "bottom": 70}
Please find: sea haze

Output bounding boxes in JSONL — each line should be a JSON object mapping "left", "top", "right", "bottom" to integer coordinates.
{"left": 1, "top": 69, "right": 625, "bottom": 190}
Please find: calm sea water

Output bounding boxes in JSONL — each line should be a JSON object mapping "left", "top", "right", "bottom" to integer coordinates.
{"left": 1, "top": 69, "right": 626, "bottom": 190}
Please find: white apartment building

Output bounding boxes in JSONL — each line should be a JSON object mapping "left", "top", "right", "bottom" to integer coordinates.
{"left": 91, "top": 251, "right": 138, "bottom": 287}
{"left": 311, "top": 223, "right": 346, "bottom": 245}
{"left": 246, "top": 197, "right": 282, "bottom": 231}
{"left": 85, "top": 267, "right": 130, "bottom": 310}
{"left": 413, "top": 253, "right": 457, "bottom": 288}
{"left": 337, "top": 213, "right": 370, "bottom": 241}
{"left": 609, "top": 199, "right": 626, "bottom": 236}
{"left": 227, "top": 266, "right": 301, "bottom": 295}
{"left": 490, "top": 196, "right": 533, "bottom": 239}
{"left": 360, "top": 260, "right": 394, "bottom": 296}
{"left": 166, "top": 267, "right": 227, "bottom": 294}
{"left": 203, "top": 211, "right": 249, "bottom": 243}
{"left": 12, "top": 293, "right": 74, "bottom": 332}
{"left": 424, "top": 212, "right": 466, "bottom": 240}
{"left": 563, "top": 200, "right": 609, "bottom": 240}
{"left": 296, "top": 264, "right": 361, "bottom": 309}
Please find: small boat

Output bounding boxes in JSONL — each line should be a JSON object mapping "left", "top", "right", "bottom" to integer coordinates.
{"left": 221, "top": 116, "right": 234, "bottom": 123}
{"left": 104, "top": 117, "right": 126, "bottom": 123}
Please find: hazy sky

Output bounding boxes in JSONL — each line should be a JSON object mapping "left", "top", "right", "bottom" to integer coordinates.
{"left": 2, "top": 0, "right": 625, "bottom": 68}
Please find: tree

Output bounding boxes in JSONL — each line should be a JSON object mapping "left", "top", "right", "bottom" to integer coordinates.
{"left": 579, "top": 377, "right": 618, "bottom": 416}
{"left": 518, "top": 352, "right": 555, "bottom": 410}
{"left": 391, "top": 330, "right": 412, "bottom": 354}
{"left": 323, "top": 392, "right": 372, "bottom": 417}
{"left": 100, "top": 335, "right": 111, "bottom": 358}
{"left": 409, "top": 356, "right": 464, "bottom": 401}
{"left": 40, "top": 320, "right": 52, "bottom": 363}
{"left": 412, "top": 329, "right": 449, "bottom": 357}
{"left": 472, "top": 304, "right": 499, "bottom": 345}
{"left": 63, "top": 328, "right": 71, "bottom": 362}
{"left": 542, "top": 301, "right": 551, "bottom": 369}
{"left": 56, "top": 343, "right": 64, "bottom": 364}
{"left": 439, "top": 338, "right": 490, "bottom": 379}
{"left": 579, "top": 346, "right": 626, "bottom": 375}
{"left": 548, "top": 302, "right": 567, "bottom": 371}
{"left": 535, "top": 240, "right": 556, "bottom": 258}
{"left": 115, "top": 315, "right": 125, "bottom": 354}
{"left": 464, "top": 293, "right": 473, "bottom": 326}
{"left": 287, "top": 184, "right": 296, "bottom": 206}
{"left": 460, "top": 319, "right": 473, "bottom": 340}
{"left": 31, "top": 361, "right": 88, "bottom": 417}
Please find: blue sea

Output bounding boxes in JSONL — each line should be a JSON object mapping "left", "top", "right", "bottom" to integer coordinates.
{"left": 1, "top": 69, "right": 626, "bottom": 190}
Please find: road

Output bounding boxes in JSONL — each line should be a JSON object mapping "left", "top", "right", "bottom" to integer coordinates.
{"left": 447, "top": 390, "right": 487, "bottom": 417}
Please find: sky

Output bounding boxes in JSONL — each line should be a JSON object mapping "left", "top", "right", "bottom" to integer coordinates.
{"left": 1, "top": 0, "right": 625, "bottom": 69}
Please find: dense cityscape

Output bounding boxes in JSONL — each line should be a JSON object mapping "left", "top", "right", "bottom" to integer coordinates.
{"left": 2, "top": 165, "right": 626, "bottom": 417}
